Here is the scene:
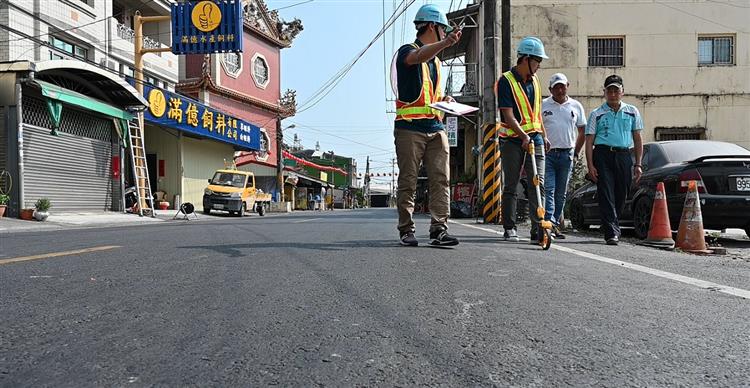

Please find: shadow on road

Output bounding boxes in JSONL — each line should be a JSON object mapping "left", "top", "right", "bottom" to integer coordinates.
{"left": 179, "top": 239, "right": 407, "bottom": 257}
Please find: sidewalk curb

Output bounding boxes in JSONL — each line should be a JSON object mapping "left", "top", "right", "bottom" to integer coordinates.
{"left": 0, "top": 211, "right": 278, "bottom": 235}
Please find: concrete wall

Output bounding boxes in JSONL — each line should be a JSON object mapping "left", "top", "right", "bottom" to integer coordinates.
{"left": 181, "top": 136, "right": 235, "bottom": 210}
{"left": 509, "top": 0, "right": 750, "bottom": 149}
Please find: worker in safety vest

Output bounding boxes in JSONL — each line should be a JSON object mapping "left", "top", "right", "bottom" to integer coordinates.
{"left": 496, "top": 37, "right": 551, "bottom": 243}
{"left": 392, "top": 4, "right": 461, "bottom": 247}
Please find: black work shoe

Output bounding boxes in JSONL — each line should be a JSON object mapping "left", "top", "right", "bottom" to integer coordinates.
{"left": 429, "top": 230, "right": 459, "bottom": 246}
{"left": 400, "top": 232, "right": 418, "bottom": 247}
{"left": 552, "top": 226, "right": 566, "bottom": 239}
{"left": 606, "top": 236, "right": 619, "bottom": 246}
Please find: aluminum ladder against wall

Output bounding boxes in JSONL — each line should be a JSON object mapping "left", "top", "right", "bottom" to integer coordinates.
{"left": 127, "top": 114, "right": 154, "bottom": 217}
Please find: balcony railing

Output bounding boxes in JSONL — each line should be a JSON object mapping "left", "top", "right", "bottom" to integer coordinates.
{"left": 444, "top": 63, "right": 478, "bottom": 97}
{"left": 116, "top": 22, "right": 161, "bottom": 50}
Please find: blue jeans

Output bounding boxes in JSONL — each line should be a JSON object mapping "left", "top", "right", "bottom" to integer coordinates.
{"left": 544, "top": 148, "right": 574, "bottom": 226}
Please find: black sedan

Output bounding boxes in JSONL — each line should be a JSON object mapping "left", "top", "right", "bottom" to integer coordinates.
{"left": 569, "top": 140, "right": 750, "bottom": 239}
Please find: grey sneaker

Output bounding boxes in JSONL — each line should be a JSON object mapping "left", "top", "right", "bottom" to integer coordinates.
{"left": 606, "top": 236, "right": 619, "bottom": 246}
{"left": 503, "top": 229, "right": 519, "bottom": 242}
{"left": 400, "top": 232, "right": 418, "bottom": 247}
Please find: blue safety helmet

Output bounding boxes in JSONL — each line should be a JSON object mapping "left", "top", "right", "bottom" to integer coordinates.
{"left": 517, "top": 36, "right": 548, "bottom": 59}
{"left": 414, "top": 4, "right": 454, "bottom": 33}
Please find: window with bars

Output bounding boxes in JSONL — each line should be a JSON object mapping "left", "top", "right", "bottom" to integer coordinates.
{"left": 655, "top": 127, "right": 706, "bottom": 141}
{"left": 252, "top": 54, "right": 270, "bottom": 88}
{"left": 698, "top": 36, "right": 734, "bottom": 65}
{"left": 221, "top": 52, "right": 243, "bottom": 78}
{"left": 588, "top": 37, "right": 624, "bottom": 67}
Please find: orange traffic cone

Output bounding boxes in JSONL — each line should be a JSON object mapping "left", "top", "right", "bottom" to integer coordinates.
{"left": 675, "top": 180, "right": 709, "bottom": 253}
{"left": 642, "top": 182, "right": 675, "bottom": 249}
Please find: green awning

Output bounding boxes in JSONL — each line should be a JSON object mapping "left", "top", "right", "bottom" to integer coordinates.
{"left": 35, "top": 79, "right": 134, "bottom": 121}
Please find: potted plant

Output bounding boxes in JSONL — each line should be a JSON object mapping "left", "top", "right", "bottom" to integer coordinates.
{"left": 33, "top": 198, "right": 51, "bottom": 221}
{"left": 0, "top": 194, "right": 8, "bottom": 217}
{"left": 20, "top": 208, "right": 34, "bottom": 220}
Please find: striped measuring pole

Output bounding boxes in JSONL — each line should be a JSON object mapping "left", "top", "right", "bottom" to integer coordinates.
{"left": 482, "top": 123, "right": 502, "bottom": 224}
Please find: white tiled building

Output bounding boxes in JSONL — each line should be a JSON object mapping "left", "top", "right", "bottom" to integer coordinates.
{"left": 0, "top": 0, "right": 178, "bottom": 87}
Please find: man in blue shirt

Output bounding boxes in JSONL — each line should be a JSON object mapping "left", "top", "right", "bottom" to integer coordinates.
{"left": 585, "top": 75, "right": 644, "bottom": 245}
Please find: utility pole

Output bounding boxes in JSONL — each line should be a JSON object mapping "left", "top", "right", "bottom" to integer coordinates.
{"left": 480, "top": 0, "right": 503, "bottom": 224}
{"left": 276, "top": 117, "right": 284, "bottom": 203}
{"left": 365, "top": 156, "right": 371, "bottom": 208}
{"left": 502, "top": 0, "right": 511, "bottom": 71}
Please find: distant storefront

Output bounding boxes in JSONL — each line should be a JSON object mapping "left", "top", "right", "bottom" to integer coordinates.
{"left": 139, "top": 84, "right": 262, "bottom": 210}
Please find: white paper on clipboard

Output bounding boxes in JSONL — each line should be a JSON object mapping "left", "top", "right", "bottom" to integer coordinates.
{"left": 429, "top": 101, "right": 479, "bottom": 116}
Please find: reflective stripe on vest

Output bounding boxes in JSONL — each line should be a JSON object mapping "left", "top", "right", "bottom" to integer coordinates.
{"left": 395, "top": 44, "right": 443, "bottom": 122}
{"left": 498, "top": 71, "right": 542, "bottom": 137}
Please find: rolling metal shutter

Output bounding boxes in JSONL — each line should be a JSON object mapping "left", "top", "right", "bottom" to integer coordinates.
{"left": 22, "top": 97, "right": 115, "bottom": 212}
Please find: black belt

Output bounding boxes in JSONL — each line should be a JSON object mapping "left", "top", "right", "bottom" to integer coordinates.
{"left": 549, "top": 148, "right": 573, "bottom": 152}
{"left": 595, "top": 145, "right": 630, "bottom": 152}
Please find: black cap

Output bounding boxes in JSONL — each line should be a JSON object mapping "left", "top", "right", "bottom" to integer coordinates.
{"left": 604, "top": 74, "right": 623, "bottom": 89}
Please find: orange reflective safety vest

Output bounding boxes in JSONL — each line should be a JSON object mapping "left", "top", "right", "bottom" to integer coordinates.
{"left": 497, "top": 70, "right": 543, "bottom": 138}
{"left": 395, "top": 44, "right": 444, "bottom": 122}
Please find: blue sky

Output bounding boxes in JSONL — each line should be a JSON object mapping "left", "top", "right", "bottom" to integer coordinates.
{"left": 274, "top": 0, "right": 457, "bottom": 179}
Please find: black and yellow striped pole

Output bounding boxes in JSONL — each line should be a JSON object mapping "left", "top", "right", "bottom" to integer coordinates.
{"left": 482, "top": 123, "right": 502, "bottom": 224}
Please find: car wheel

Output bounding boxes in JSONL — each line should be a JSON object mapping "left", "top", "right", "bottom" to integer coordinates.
{"left": 238, "top": 203, "right": 246, "bottom": 217}
{"left": 570, "top": 200, "right": 589, "bottom": 231}
{"left": 258, "top": 203, "right": 266, "bottom": 216}
{"left": 633, "top": 196, "right": 652, "bottom": 240}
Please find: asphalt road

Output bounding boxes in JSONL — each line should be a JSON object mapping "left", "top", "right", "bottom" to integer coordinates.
{"left": 1, "top": 208, "right": 749, "bottom": 387}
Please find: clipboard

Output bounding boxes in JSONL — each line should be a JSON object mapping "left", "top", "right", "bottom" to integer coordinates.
{"left": 429, "top": 101, "right": 479, "bottom": 116}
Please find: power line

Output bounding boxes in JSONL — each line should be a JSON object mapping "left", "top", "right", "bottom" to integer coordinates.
{"left": 0, "top": 23, "right": 160, "bottom": 90}
{"left": 296, "top": 0, "right": 417, "bottom": 113}
{"left": 288, "top": 121, "right": 394, "bottom": 152}
{"left": 7, "top": 16, "right": 112, "bottom": 43}
{"left": 297, "top": 1, "right": 412, "bottom": 112}
{"left": 5, "top": 0, "right": 163, "bottom": 43}
{"left": 271, "top": 0, "right": 314, "bottom": 11}
{"left": 654, "top": 0, "right": 749, "bottom": 33}
{"left": 705, "top": 0, "right": 750, "bottom": 8}
{"left": 7, "top": 19, "right": 174, "bottom": 48}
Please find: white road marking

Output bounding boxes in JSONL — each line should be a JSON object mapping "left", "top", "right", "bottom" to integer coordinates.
{"left": 450, "top": 221, "right": 750, "bottom": 300}
{"left": 293, "top": 218, "right": 321, "bottom": 223}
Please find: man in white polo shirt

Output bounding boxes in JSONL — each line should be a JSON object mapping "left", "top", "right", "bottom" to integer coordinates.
{"left": 541, "top": 73, "right": 586, "bottom": 239}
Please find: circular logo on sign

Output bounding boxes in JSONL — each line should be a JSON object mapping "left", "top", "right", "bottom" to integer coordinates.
{"left": 148, "top": 89, "right": 166, "bottom": 118}
{"left": 191, "top": 1, "right": 222, "bottom": 32}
